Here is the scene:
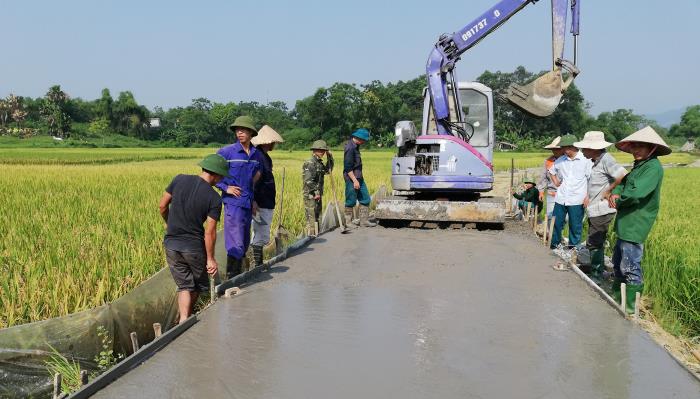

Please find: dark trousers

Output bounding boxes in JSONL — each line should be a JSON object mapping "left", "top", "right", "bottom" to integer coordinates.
{"left": 586, "top": 213, "right": 615, "bottom": 250}
{"left": 550, "top": 203, "right": 584, "bottom": 249}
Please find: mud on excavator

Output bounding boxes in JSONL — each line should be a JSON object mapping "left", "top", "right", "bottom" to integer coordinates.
{"left": 375, "top": 0, "right": 581, "bottom": 227}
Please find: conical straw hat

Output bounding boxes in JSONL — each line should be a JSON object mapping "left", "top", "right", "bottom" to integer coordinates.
{"left": 543, "top": 136, "right": 561, "bottom": 149}
{"left": 615, "top": 126, "right": 671, "bottom": 156}
{"left": 251, "top": 125, "right": 284, "bottom": 146}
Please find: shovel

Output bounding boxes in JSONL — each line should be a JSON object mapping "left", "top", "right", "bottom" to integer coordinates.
{"left": 328, "top": 169, "right": 349, "bottom": 234}
{"left": 273, "top": 168, "right": 290, "bottom": 254}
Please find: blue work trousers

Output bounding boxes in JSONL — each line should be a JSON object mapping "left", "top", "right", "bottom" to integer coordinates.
{"left": 224, "top": 205, "right": 252, "bottom": 260}
{"left": 345, "top": 178, "right": 371, "bottom": 207}
{"left": 612, "top": 239, "right": 644, "bottom": 285}
{"left": 550, "top": 203, "right": 584, "bottom": 249}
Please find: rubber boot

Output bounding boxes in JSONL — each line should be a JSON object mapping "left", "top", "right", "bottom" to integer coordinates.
{"left": 359, "top": 205, "right": 376, "bottom": 227}
{"left": 625, "top": 283, "right": 643, "bottom": 315}
{"left": 589, "top": 248, "right": 605, "bottom": 280}
{"left": 251, "top": 245, "right": 264, "bottom": 268}
{"left": 226, "top": 256, "right": 242, "bottom": 280}
{"left": 611, "top": 278, "right": 623, "bottom": 304}
{"left": 344, "top": 207, "right": 357, "bottom": 229}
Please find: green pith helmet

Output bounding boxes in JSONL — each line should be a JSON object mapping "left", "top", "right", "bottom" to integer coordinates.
{"left": 198, "top": 154, "right": 231, "bottom": 178}
{"left": 310, "top": 140, "right": 329, "bottom": 151}
{"left": 558, "top": 134, "right": 578, "bottom": 147}
{"left": 229, "top": 115, "right": 258, "bottom": 137}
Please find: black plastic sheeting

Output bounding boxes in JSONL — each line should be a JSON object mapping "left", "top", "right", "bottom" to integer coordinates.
{"left": 0, "top": 267, "right": 177, "bottom": 398}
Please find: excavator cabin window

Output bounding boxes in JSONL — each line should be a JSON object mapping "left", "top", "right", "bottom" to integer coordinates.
{"left": 426, "top": 88, "right": 490, "bottom": 147}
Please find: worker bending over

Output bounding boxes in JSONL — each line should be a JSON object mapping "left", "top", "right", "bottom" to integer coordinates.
{"left": 159, "top": 154, "right": 228, "bottom": 323}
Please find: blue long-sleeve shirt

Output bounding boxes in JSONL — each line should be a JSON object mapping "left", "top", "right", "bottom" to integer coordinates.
{"left": 216, "top": 142, "right": 262, "bottom": 209}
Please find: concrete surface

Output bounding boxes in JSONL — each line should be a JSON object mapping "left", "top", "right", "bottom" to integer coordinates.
{"left": 94, "top": 227, "right": 700, "bottom": 399}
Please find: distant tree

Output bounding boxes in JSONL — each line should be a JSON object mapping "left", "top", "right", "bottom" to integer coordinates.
{"left": 97, "top": 88, "right": 114, "bottom": 125}
{"left": 112, "top": 91, "right": 149, "bottom": 138}
{"left": 669, "top": 105, "right": 700, "bottom": 139}
{"left": 593, "top": 109, "right": 654, "bottom": 141}
{"left": 40, "top": 85, "right": 72, "bottom": 138}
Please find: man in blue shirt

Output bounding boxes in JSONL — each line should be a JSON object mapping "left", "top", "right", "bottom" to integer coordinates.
{"left": 216, "top": 116, "right": 262, "bottom": 279}
{"left": 344, "top": 128, "right": 376, "bottom": 228}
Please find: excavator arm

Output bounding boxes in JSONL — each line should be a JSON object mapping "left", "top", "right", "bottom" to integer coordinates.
{"left": 427, "top": 0, "right": 581, "bottom": 135}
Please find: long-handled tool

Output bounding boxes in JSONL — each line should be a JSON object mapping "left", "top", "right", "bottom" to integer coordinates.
{"left": 273, "top": 168, "right": 290, "bottom": 254}
{"left": 328, "top": 168, "right": 349, "bottom": 234}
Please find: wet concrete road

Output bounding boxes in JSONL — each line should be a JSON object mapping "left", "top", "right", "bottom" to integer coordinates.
{"left": 95, "top": 227, "right": 700, "bottom": 398}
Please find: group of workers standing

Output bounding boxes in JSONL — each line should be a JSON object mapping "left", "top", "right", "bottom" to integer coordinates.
{"left": 159, "top": 116, "right": 375, "bottom": 321}
{"left": 514, "top": 126, "right": 670, "bottom": 314}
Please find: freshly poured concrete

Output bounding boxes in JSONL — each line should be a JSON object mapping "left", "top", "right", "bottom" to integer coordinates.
{"left": 94, "top": 228, "right": 700, "bottom": 398}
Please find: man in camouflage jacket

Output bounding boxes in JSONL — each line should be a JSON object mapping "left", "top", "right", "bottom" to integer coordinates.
{"left": 302, "top": 140, "right": 334, "bottom": 236}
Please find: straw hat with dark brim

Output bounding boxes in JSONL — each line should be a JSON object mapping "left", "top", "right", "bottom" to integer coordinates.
{"left": 544, "top": 136, "right": 561, "bottom": 149}
{"left": 574, "top": 131, "right": 613, "bottom": 150}
{"left": 251, "top": 125, "right": 284, "bottom": 146}
{"left": 615, "top": 126, "right": 672, "bottom": 156}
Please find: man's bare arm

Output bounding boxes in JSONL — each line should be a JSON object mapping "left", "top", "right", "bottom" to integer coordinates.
{"left": 204, "top": 217, "right": 218, "bottom": 275}
{"left": 159, "top": 192, "right": 172, "bottom": 223}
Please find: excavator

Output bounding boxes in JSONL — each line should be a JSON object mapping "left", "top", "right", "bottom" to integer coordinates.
{"left": 375, "top": 0, "right": 580, "bottom": 226}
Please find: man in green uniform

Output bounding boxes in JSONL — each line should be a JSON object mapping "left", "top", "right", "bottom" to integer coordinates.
{"left": 608, "top": 126, "right": 671, "bottom": 314}
{"left": 302, "top": 140, "right": 334, "bottom": 236}
{"left": 512, "top": 181, "right": 541, "bottom": 218}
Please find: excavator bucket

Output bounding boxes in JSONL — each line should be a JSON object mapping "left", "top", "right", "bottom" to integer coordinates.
{"left": 505, "top": 69, "right": 564, "bottom": 118}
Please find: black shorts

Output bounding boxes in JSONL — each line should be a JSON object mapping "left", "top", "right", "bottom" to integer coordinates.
{"left": 165, "top": 248, "right": 209, "bottom": 292}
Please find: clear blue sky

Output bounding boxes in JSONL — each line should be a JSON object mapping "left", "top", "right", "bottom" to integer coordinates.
{"left": 2, "top": 0, "right": 698, "bottom": 117}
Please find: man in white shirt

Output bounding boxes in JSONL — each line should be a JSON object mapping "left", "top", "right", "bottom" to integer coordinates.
{"left": 575, "top": 131, "right": 627, "bottom": 277}
{"left": 549, "top": 134, "right": 592, "bottom": 249}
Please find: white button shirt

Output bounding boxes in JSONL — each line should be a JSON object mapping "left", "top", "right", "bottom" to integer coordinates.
{"left": 550, "top": 151, "right": 591, "bottom": 206}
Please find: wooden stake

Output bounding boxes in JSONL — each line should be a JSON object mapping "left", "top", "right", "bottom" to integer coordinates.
{"left": 209, "top": 275, "right": 216, "bottom": 304}
{"left": 543, "top": 213, "right": 549, "bottom": 244}
{"left": 53, "top": 373, "right": 62, "bottom": 399}
{"left": 532, "top": 205, "right": 539, "bottom": 232}
{"left": 130, "top": 331, "right": 139, "bottom": 354}
{"left": 547, "top": 216, "right": 556, "bottom": 248}
{"left": 80, "top": 370, "right": 89, "bottom": 386}
{"left": 509, "top": 159, "right": 514, "bottom": 213}
{"left": 525, "top": 202, "right": 531, "bottom": 221}
{"left": 620, "top": 283, "right": 627, "bottom": 313}
{"left": 153, "top": 323, "right": 162, "bottom": 338}
{"left": 634, "top": 292, "right": 641, "bottom": 319}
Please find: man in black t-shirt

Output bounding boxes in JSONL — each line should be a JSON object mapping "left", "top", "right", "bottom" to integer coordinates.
{"left": 159, "top": 154, "right": 229, "bottom": 323}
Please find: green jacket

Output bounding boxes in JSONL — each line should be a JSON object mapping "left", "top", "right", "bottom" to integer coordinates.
{"left": 513, "top": 186, "right": 540, "bottom": 205}
{"left": 612, "top": 157, "right": 663, "bottom": 243}
{"left": 302, "top": 154, "right": 333, "bottom": 199}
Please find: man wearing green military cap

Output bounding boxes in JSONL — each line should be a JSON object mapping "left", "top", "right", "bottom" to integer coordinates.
{"left": 302, "top": 140, "right": 334, "bottom": 236}
{"left": 549, "top": 134, "right": 591, "bottom": 250}
{"left": 216, "top": 116, "right": 263, "bottom": 279}
{"left": 159, "top": 154, "right": 229, "bottom": 323}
